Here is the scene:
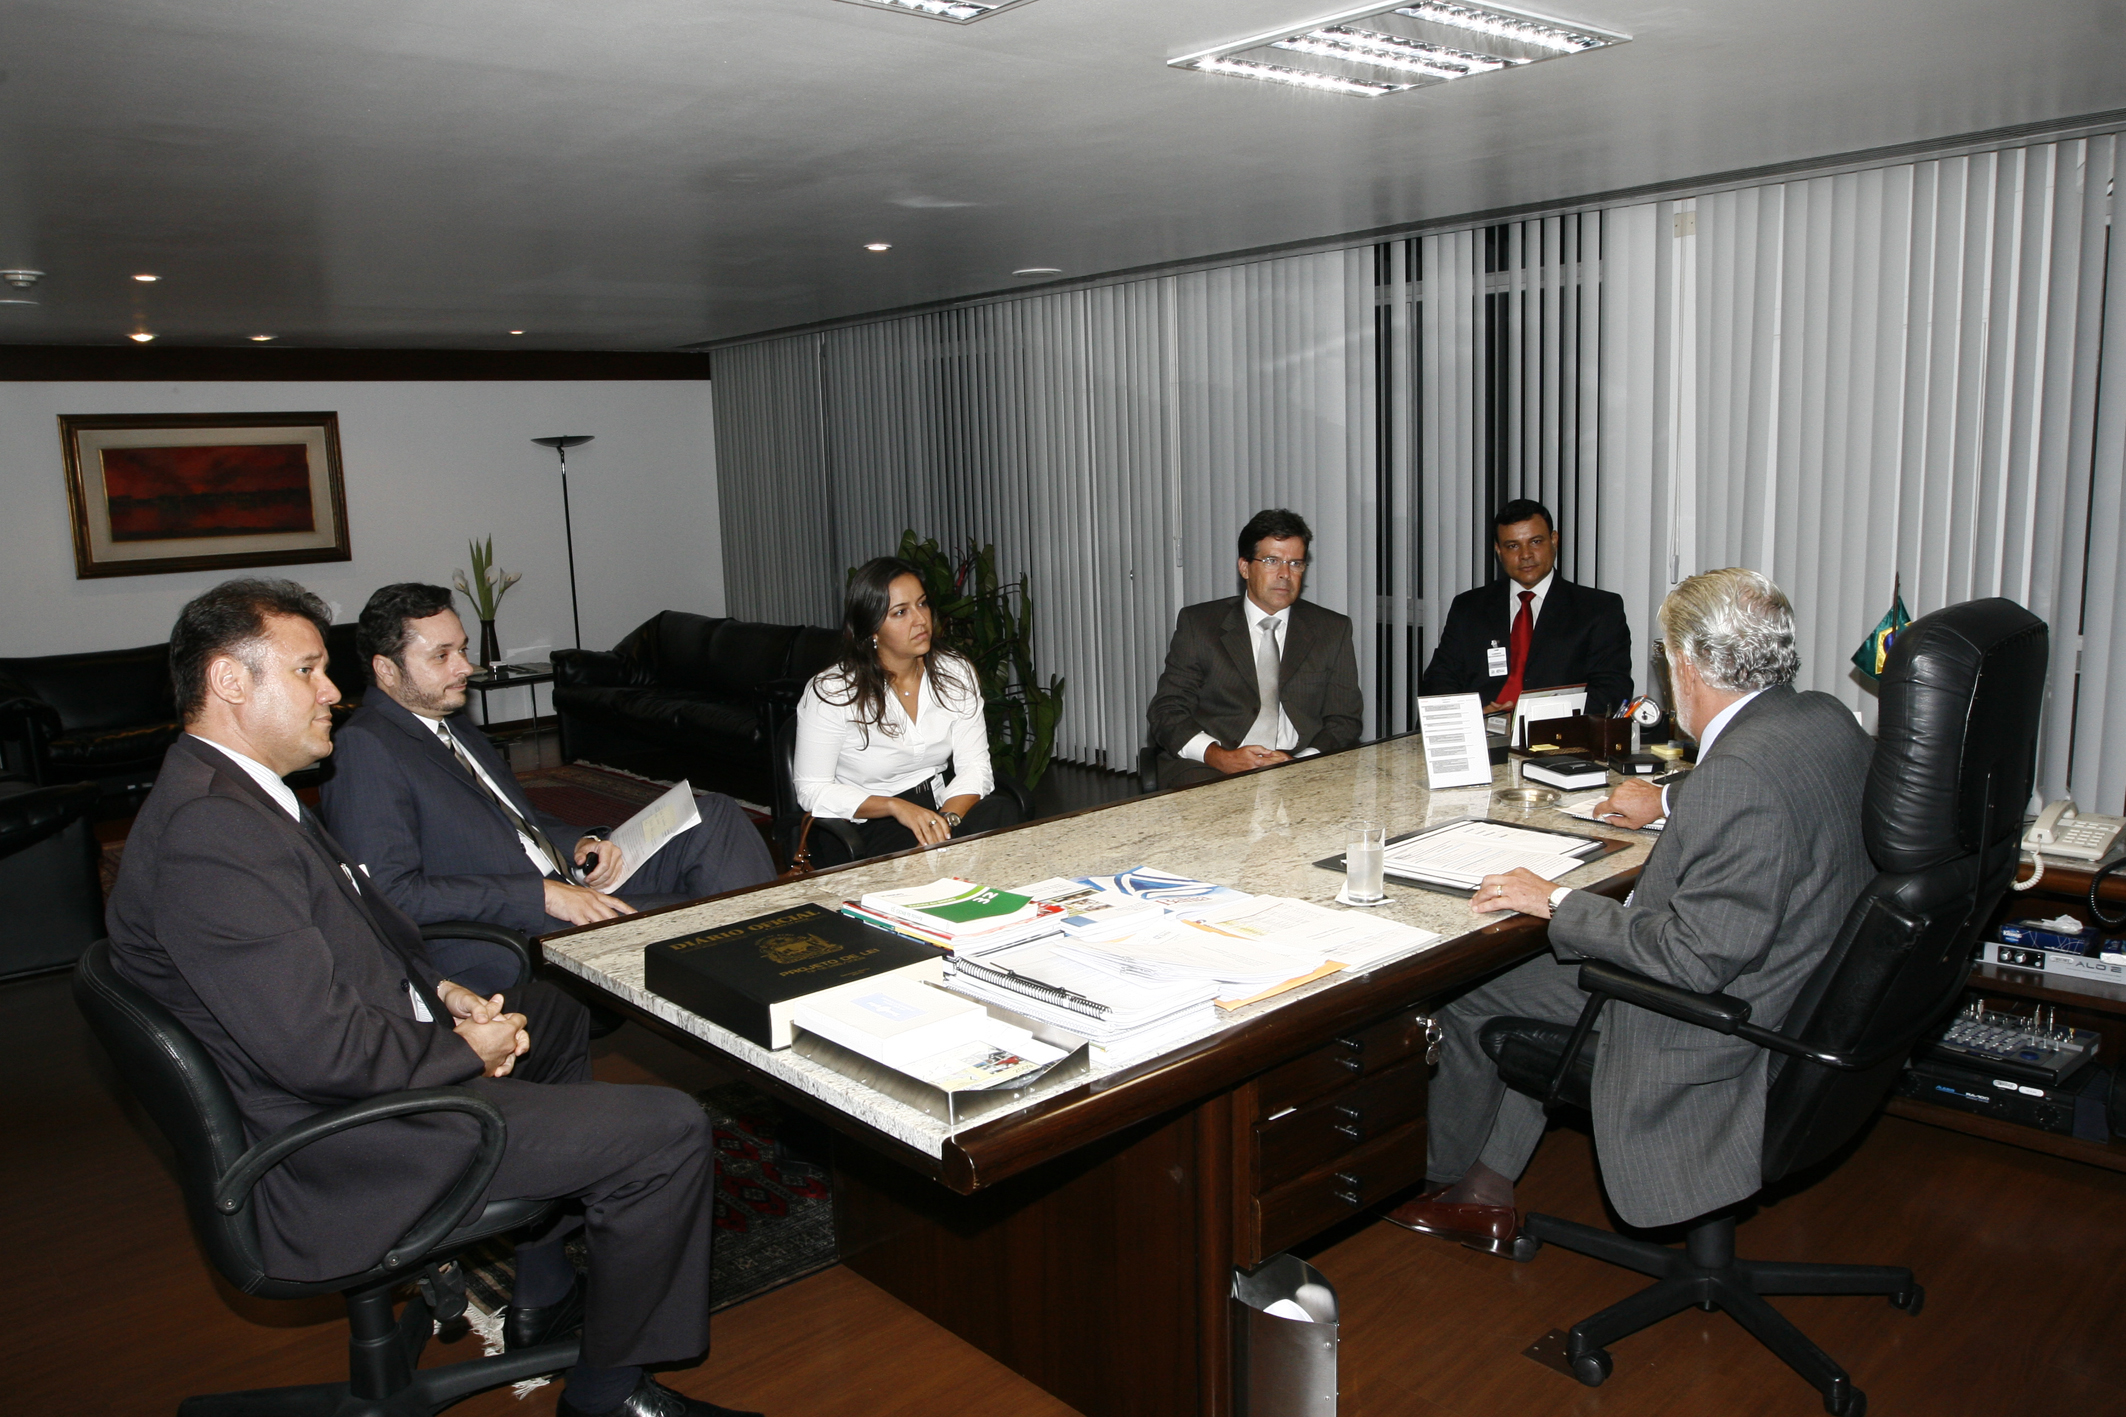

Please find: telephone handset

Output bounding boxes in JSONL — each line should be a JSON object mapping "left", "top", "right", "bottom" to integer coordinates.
{"left": 2022, "top": 799, "right": 2126, "bottom": 861}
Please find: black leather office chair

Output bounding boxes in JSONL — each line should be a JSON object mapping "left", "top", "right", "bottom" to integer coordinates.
{"left": 769, "top": 715, "right": 1035, "bottom": 872}
{"left": 0, "top": 775, "right": 102, "bottom": 979}
{"left": 1479, "top": 597, "right": 2047, "bottom": 1417}
{"left": 72, "top": 924, "right": 573, "bottom": 1417}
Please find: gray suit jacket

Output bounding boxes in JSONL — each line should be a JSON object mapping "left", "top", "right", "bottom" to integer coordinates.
{"left": 107, "top": 735, "right": 488, "bottom": 1280}
{"left": 1148, "top": 597, "right": 1364, "bottom": 768}
{"left": 1549, "top": 684, "right": 1874, "bottom": 1227}
{"left": 319, "top": 693, "right": 580, "bottom": 939}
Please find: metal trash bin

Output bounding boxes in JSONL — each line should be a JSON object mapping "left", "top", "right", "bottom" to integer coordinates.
{"left": 1232, "top": 1254, "right": 1338, "bottom": 1416}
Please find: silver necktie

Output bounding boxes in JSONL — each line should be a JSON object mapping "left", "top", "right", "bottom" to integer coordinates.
{"left": 1243, "top": 617, "right": 1282, "bottom": 748}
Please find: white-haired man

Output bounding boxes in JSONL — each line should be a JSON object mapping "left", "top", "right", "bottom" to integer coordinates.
{"left": 1388, "top": 568, "right": 1875, "bottom": 1247}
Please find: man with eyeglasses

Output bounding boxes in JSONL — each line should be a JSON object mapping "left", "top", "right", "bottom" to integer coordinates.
{"left": 1420, "top": 498, "right": 1634, "bottom": 715}
{"left": 1148, "top": 508, "right": 1364, "bottom": 788}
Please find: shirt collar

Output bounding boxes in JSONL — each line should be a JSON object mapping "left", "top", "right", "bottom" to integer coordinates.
{"left": 1695, "top": 688, "right": 1765, "bottom": 758}
{"left": 1508, "top": 570, "right": 1556, "bottom": 613}
{"left": 191, "top": 733, "right": 304, "bottom": 822}
{"left": 1244, "top": 597, "right": 1294, "bottom": 632}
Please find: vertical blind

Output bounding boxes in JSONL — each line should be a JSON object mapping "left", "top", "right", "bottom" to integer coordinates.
{"left": 714, "top": 129, "right": 2126, "bottom": 806}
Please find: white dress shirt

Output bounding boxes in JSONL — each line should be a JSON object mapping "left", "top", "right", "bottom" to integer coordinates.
{"left": 793, "top": 654, "right": 996, "bottom": 821}
{"left": 419, "top": 714, "right": 558, "bottom": 878}
{"left": 1514, "top": 569, "right": 1556, "bottom": 628}
{"left": 1180, "top": 600, "right": 1316, "bottom": 761}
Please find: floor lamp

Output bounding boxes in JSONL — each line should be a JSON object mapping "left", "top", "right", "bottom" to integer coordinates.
{"left": 531, "top": 435, "right": 593, "bottom": 649}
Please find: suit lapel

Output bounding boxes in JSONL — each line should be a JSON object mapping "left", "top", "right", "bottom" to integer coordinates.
{"left": 1278, "top": 603, "right": 1318, "bottom": 693}
{"left": 370, "top": 693, "right": 529, "bottom": 820}
{"left": 1219, "top": 599, "right": 1260, "bottom": 713}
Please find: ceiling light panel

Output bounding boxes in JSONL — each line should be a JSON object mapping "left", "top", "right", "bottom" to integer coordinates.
{"left": 831, "top": 0, "right": 1039, "bottom": 22}
{"left": 1171, "top": 1, "right": 1627, "bottom": 98}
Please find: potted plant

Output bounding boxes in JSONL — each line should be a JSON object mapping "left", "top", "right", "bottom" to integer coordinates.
{"left": 453, "top": 536, "right": 521, "bottom": 669}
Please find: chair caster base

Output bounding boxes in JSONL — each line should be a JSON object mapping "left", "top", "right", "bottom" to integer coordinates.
{"left": 1890, "top": 1284, "right": 1924, "bottom": 1315}
{"left": 1569, "top": 1347, "right": 1612, "bottom": 1387}
{"left": 1825, "top": 1379, "right": 1866, "bottom": 1415}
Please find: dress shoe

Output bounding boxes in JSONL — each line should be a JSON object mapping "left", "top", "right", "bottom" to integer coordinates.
{"left": 1383, "top": 1191, "right": 1520, "bottom": 1253}
{"left": 503, "top": 1272, "right": 586, "bottom": 1351}
{"left": 556, "top": 1373, "right": 762, "bottom": 1417}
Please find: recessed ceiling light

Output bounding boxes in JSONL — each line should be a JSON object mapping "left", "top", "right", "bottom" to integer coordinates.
{"left": 1012, "top": 268, "right": 1063, "bottom": 277}
{"left": 129, "top": 332, "right": 155, "bottom": 343}
{"left": 509, "top": 329, "right": 526, "bottom": 335}
{"left": 250, "top": 334, "right": 275, "bottom": 342}
{"left": 832, "top": 0, "right": 1039, "bottom": 23}
{"left": 132, "top": 273, "right": 159, "bottom": 282}
{"left": 865, "top": 243, "right": 892, "bottom": 252}
{"left": 1171, "top": 1, "right": 1626, "bottom": 97}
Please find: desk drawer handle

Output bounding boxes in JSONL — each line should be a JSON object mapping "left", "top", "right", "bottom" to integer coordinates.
{"left": 1333, "top": 1104, "right": 1362, "bottom": 1141}
{"left": 1333, "top": 1036, "right": 1365, "bottom": 1072}
{"left": 1334, "top": 1171, "right": 1363, "bottom": 1207}
{"left": 1418, "top": 1014, "right": 1443, "bottom": 1067}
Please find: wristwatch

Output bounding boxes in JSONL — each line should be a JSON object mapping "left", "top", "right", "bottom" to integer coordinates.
{"left": 942, "top": 810, "right": 963, "bottom": 829}
{"left": 1547, "top": 885, "right": 1573, "bottom": 912}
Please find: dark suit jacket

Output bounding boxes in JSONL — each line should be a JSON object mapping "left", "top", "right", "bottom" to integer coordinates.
{"left": 1419, "top": 575, "right": 1633, "bottom": 713}
{"left": 1148, "top": 597, "right": 1364, "bottom": 765}
{"left": 106, "top": 734, "right": 489, "bottom": 1280}
{"left": 1549, "top": 685, "right": 1875, "bottom": 1226}
{"left": 320, "top": 693, "right": 581, "bottom": 940}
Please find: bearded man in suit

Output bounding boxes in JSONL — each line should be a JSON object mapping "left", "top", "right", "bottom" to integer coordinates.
{"left": 1147, "top": 508, "right": 1365, "bottom": 789}
{"left": 1420, "top": 498, "right": 1634, "bottom": 715}
{"left": 1389, "top": 568, "right": 1874, "bottom": 1248}
{"left": 106, "top": 577, "right": 758, "bottom": 1417}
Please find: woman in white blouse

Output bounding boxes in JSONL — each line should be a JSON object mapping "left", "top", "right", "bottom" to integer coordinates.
{"left": 792, "top": 556, "right": 1025, "bottom": 864}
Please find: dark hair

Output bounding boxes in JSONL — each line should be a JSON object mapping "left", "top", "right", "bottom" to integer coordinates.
{"left": 1238, "top": 508, "right": 1314, "bottom": 561}
{"left": 356, "top": 583, "right": 457, "bottom": 669}
{"left": 1493, "top": 499, "right": 1555, "bottom": 537}
{"left": 815, "top": 556, "right": 974, "bottom": 742}
{"left": 170, "top": 577, "right": 331, "bottom": 720}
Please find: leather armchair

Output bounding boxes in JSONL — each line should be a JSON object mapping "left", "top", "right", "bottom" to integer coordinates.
{"left": 71, "top": 937, "right": 573, "bottom": 1415}
{"left": 0, "top": 642, "right": 180, "bottom": 798}
{"left": 1475, "top": 598, "right": 2048, "bottom": 1416}
{"left": 0, "top": 775, "right": 103, "bottom": 980}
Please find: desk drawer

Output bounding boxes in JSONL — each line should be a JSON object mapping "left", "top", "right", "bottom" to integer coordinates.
{"left": 1253, "top": 1116, "right": 1429, "bottom": 1258}
{"left": 1254, "top": 1008, "right": 1442, "bottom": 1119}
{"left": 1255, "top": 1055, "right": 1428, "bottom": 1191}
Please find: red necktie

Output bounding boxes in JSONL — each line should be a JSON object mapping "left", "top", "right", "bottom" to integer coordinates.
{"left": 1499, "top": 589, "right": 1535, "bottom": 706}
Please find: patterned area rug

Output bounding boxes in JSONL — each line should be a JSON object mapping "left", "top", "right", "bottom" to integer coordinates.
{"left": 457, "top": 1079, "right": 838, "bottom": 1319}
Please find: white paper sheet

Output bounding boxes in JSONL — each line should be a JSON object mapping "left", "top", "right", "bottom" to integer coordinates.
{"left": 602, "top": 779, "right": 701, "bottom": 890}
{"left": 1416, "top": 693, "right": 1493, "bottom": 790}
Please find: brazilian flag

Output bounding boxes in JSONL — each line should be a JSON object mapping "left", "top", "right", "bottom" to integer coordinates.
{"left": 1852, "top": 581, "right": 1911, "bottom": 682}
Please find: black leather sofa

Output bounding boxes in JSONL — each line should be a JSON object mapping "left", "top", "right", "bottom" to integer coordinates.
{"left": 553, "top": 611, "right": 841, "bottom": 804}
{"left": 0, "top": 625, "right": 366, "bottom": 802}
{"left": 0, "top": 775, "right": 103, "bottom": 979}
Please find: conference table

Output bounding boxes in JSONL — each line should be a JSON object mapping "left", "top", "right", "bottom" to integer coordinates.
{"left": 542, "top": 734, "right": 1652, "bottom": 1417}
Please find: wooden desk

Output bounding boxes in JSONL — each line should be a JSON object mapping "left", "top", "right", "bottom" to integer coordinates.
{"left": 543, "top": 738, "right": 1649, "bottom": 1417}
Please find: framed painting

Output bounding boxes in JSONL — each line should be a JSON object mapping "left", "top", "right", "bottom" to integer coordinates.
{"left": 59, "top": 411, "right": 352, "bottom": 579}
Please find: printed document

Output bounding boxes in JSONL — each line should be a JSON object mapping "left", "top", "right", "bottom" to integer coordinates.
{"left": 1380, "top": 819, "right": 1597, "bottom": 891}
{"left": 604, "top": 779, "right": 700, "bottom": 891}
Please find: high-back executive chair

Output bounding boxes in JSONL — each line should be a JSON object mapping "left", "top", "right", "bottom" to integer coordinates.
{"left": 1480, "top": 597, "right": 2047, "bottom": 1417}
{"left": 73, "top": 922, "right": 576, "bottom": 1417}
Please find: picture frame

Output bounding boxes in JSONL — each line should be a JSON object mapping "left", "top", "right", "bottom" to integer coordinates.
{"left": 58, "top": 411, "right": 352, "bottom": 579}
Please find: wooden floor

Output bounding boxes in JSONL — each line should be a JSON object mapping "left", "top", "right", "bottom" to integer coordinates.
{"left": 7, "top": 960, "right": 2123, "bottom": 1416}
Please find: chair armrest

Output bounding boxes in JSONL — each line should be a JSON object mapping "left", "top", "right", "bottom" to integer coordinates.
{"left": 754, "top": 677, "right": 810, "bottom": 712}
{"left": 1138, "top": 743, "right": 1160, "bottom": 795}
{"left": 0, "top": 780, "right": 99, "bottom": 857}
{"left": 1574, "top": 959, "right": 1905, "bottom": 1072}
{"left": 551, "top": 648, "right": 630, "bottom": 688}
{"left": 213, "top": 1087, "right": 507, "bottom": 1272}
{"left": 993, "top": 772, "right": 1035, "bottom": 822}
{"left": 420, "top": 920, "right": 535, "bottom": 990}
{"left": 0, "top": 684, "right": 63, "bottom": 739}
{"left": 1575, "top": 960, "right": 1753, "bottom": 1034}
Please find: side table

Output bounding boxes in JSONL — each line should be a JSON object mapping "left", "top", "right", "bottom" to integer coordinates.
{"left": 466, "top": 661, "right": 555, "bottom": 747}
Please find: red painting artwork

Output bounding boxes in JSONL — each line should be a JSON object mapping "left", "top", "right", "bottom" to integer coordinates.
{"left": 100, "top": 443, "right": 316, "bottom": 542}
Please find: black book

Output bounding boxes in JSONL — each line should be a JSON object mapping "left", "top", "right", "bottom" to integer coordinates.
{"left": 642, "top": 902, "right": 943, "bottom": 1049}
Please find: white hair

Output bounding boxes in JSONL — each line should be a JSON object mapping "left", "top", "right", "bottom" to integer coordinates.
{"left": 1658, "top": 568, "right": 1800, "bottom": 692}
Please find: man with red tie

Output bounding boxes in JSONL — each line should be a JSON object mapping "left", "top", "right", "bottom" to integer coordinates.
{"left": 1419, "top": 499, "right": 1634, "bottom": 715}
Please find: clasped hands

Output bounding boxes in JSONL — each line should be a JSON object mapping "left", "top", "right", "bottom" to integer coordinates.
{"left": 542, "top": 835, "right": 635, "bottom": 926}
{"left": 1207, "top": 742, "right": 1290, "bottom": 775}
{"left": 436, "top": 979, "right": 529, "bottom": 1077}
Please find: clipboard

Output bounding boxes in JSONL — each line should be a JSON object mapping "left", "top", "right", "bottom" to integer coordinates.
{"left": 1312, "top": 818, "right": 1624, "bottom": 899}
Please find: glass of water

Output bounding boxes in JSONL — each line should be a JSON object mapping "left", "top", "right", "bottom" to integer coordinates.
{"left": 1345, "top": 820, "right": 1388, "bottom": 904}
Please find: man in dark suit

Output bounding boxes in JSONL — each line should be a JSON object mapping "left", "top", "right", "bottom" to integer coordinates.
{"left": 1147, "top": 508, "right": 1365, "bottom": 789}
{"left": 107, "top": 578, "right": 758, "bottom": 1417}
{"left": 320, "top": 583, "right": 773, "bottom": 994}
{"left": 1419, "top": 498, "right": 1634, "bottom": 714}
{"left": 1388, "top": 569, "right": 1874, "bottom": 1250}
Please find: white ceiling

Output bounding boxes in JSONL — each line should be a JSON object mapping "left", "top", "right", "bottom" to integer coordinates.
{"left": 1, "top": 0, "right": 2120, "bottom": 351}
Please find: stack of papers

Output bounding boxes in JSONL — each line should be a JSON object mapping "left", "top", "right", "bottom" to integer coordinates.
{"left": 1380, "top": 819, "right": 1601, "bottom": 892}
{"left": 1076, "top": 865, "right": 1253, "bottom": 920}
{"left": 1557, "top": 790, "right": 1666, "bottom": 832}
{"left": 947, "top": 937, "right": 1220, "bottom": 1068}
{"left": 791, "top": 974, "right": 1071, "bottom": 1091}
{"left": 1054, "top": 923, "right": 1324, "bottom": 997}
{"left": 1192, "top": 896, "right": 1444, "bottom": 972}
{"left": 853, "top": 878, "right": 1061, "bottom": 951}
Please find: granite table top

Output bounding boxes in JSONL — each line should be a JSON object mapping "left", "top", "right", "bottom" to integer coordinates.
{"left": 542, "top": 737, "right": 1653, "bottom": 1163}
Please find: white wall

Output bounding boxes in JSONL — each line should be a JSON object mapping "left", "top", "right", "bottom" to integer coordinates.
{"left": 0, "top": 378, "right": 720, "bottom": 721}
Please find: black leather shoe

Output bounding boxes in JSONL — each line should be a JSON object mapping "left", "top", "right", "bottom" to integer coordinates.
{"left": 555, "top": 1373, "right": 762, "bottom": 1417}
{"left": 503, "top": 1272, "right": 587, "bottom": 1351}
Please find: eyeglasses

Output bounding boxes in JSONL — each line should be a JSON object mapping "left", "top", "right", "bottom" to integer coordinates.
{"left": 1251, "top": 555, "right": 1310, "bottom": 572}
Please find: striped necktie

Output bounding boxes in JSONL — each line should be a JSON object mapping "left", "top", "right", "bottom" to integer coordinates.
{"left": 434, "top": 722, "right": 572, "bottom": 879}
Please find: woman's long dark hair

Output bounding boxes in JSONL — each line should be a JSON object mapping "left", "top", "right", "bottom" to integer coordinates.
{"left": 814, "top": 556, "right": 975, "bottom": 742}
